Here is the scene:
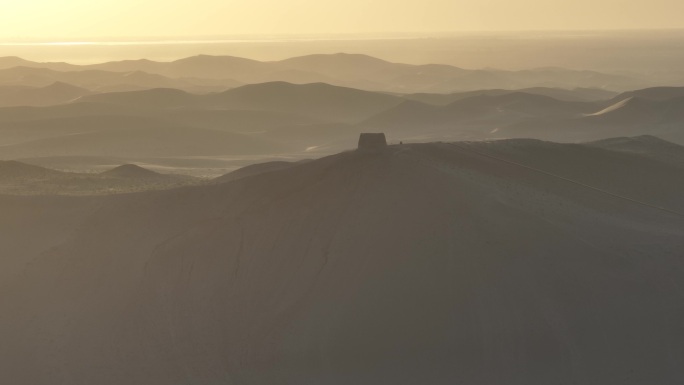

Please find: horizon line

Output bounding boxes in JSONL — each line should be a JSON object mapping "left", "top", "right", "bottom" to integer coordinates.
{"left": 2, "top": 28, "right": 684, "bottom": 45}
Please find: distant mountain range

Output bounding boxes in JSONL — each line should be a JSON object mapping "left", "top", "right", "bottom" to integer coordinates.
{"left": 78, "top": 82, "right": 403, "bottom": 122}
{"left": 1, "top": 81, "right": 683, "bottom": 166}
{"left": 500, "top": 90, "right": 684, "bottom": 144}
{"left": 0, "top": 65, "right": 240, "bottom": 95}
{"left": 0, "top": 82, "right": 91, "bottom": 107}
{"left": 0, "top": 53, "right": 655, "bottom": 94}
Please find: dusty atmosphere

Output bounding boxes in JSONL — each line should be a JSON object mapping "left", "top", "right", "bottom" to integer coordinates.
{"left": 1, "top": 1, "right": 684, "bottom": 384}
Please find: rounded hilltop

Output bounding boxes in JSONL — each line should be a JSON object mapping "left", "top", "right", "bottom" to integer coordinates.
{"left": 101, "top": 164, "right": 161, "bottom": 179}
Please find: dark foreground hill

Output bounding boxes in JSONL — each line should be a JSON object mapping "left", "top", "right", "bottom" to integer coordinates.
{"left": 586, "top": 135, "right": 684, "bottom": 168}
{"left": 213, "top": 160, "right": 303, "bottom": 184}
{"left": 0, "top": 140, "right": 683, "bottom": 384}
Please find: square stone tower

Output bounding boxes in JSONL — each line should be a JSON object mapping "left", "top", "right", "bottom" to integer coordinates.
{"left": 357, "top": 133, "right": 387, "bottom": 152}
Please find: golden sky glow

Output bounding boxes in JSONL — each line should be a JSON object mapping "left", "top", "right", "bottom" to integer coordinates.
{"left": 0, "top": 0, "right": 683, "bottom": 40}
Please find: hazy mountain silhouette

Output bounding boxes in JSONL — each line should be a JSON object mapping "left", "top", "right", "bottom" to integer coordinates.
{"left": 0, "top": 124, "right": 292, "bottom": 159}
{"left": 610, "top": 86, "right": 684, "bottom": 102}
{"left": 0, "top": 66, "right": 238, "bottom": 92}
{"left": 0, "top": 159, "right": 64, "bottom": 180}
{"left": 0, "top": 78, "right": 680, "bottom": 158}
{"left": 446, "top": 92, "right": 595, "bottom": 117}
{"left": 206, "top": 82, "right": 403, "bottom": 122}
{"left": 74, "top": 82, "right": 402, "bottom": 122}
{"left": 278, "top": 53, "right": 397, "bottom": 77}
{"left": 0, "top": 115, "right": 191, "bottom": 146}
{"left": 92, "top": 55, "right": 272, "bottom": 82}
{"left": 0, "top": 56, "right": 78, "bottom": 71}
{"left": 274, "top": 55, "right": 644, "bottom": 92}
{"left": 363, "top": 92, "right": 596, "bottom": 138}
{"left": 0, "top": 56, "right": 39, "bottom": 69}
{"left": 405, "top": 87, "right": 617, "bottom": 105}
{"left": 0, "top": 101, "right": 154, "bottom": 124}
{"left": 253, "top": 121, "right": 361, "bottom": 152}
{"left": 79, "top": 88, "right": 198, "bottom": 109}
{"left": 0, "top": 140, "right": 682, "bottom": 384}
{"left": 0, "top": 54, "right": 650, "bottom": 93}
{"left": 503, "top": 95, "right": 684, "bottom": 144}
{"left": 161, "top": 109, "right": 320, "bottom": 133}
{"left": 0, "top": 82, "right": 91, "bottom": 107}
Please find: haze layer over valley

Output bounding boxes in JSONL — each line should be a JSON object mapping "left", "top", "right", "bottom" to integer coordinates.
{"left": 1, "top": 27, "right": 684, "bottom": 384}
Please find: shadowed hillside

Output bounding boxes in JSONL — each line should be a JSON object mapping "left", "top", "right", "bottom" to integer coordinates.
{"left": 0, "top": 140, "right": 682, "bottom": 384}
{"left": 586, "top": 135, "right": 684, "bottom": 167}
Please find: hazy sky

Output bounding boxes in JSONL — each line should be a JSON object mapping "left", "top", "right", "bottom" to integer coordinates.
{"left": 1, "top": 0, "right": 683, "bottom": 40}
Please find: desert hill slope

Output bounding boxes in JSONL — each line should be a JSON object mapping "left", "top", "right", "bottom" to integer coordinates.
{"left": 0, "top": 140, "right": 683, "bottom": 384}
{"left": 587, "top": 135, "right": 684, "bottom": 168}
{"left": 213, "top": 160, "right": 299, "bottom": 183}
{"left": 0, "top": 194, "right": 101, "bottom": 284}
